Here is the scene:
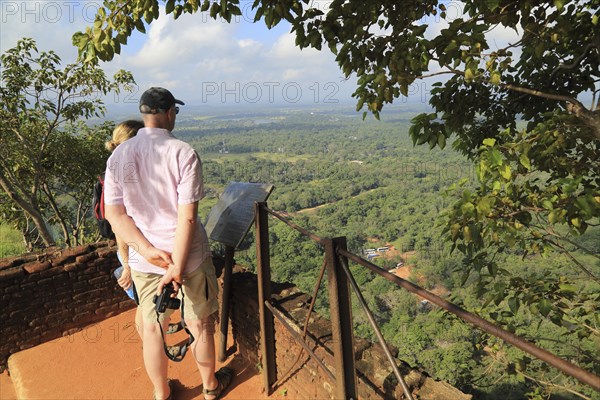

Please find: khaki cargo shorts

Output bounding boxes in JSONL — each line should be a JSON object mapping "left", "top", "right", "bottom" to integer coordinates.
{"left": 131, "top": 257, "right": 219, "bottom": 323}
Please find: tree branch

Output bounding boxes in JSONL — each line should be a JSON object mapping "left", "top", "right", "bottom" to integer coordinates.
{"left": 518, "top": 369, "right": 593, "bottom": 400}
{"left": 542, "top": 238, "right": 600, "bottom": 284}
{"left": 487, "top": 351, "right": 593, "bottom": 400}
{"left": 41, "top": 182, "right": 70, "bottom": 246}
{"left": 0, "top": 169, "right": 55, "bottom": 246}
{"left": 538, "top": 227, "right": 600, "bottom": 260}
{"left": 501, "top": 84, "right": 600, "bottom": 140}
{"left": 415, "top": 70, "right": 460, "bottom": 79}
{"left": 502, "top": 83, "right": 579, "bottom": 104}
{"left": 486, "top": 207, "right": 544, "bottom": 220}
{"left": 425, "top": 62, "right": 600, "bottom": 140}
{"left": 549, "top": 43, "right": 596, "bottom": 81}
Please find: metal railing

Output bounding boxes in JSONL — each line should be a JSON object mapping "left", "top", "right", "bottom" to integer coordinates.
{"left": 253, "top": 202, "right": 600, "bottom": 398}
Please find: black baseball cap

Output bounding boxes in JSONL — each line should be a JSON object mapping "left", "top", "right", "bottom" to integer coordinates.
{"left": 139, "top": 87, "right": 184, "bottom": 114}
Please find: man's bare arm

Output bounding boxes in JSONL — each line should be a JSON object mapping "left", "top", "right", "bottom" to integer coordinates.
{"left": 106, "top": 204, "right": 172, "bottom": 268}
{"left": 156, "top": 201, "right": 198, "bottom": 294}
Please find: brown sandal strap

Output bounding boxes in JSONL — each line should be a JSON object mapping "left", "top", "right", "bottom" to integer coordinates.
{"left": 203, "top": 381, "right": 221, "bottom": 396}
{"left": 203, "top": 367, "right": 233, "bottom": 398}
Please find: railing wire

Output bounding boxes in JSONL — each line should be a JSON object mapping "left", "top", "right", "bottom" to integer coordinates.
{"left": 266, "top": 206, "right": 325, "bottom": 245}
{"left": 265, "top": 301, "right": 337, "bottom": 383}
{"left": 272, "top": 259, "right": 329, "bottom": 388}
{"left": 259, "top": 204, "right": 600, "bottom": 393}
{"left": 338, "top": 248, "right": 600, "bottom": 392}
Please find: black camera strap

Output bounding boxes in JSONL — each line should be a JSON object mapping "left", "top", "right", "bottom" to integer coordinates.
{"left": 156, "top": 289, "right": 195, "bottom": 362}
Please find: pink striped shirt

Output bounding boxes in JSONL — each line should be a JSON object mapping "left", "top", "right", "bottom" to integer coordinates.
{"left": 104, "top": 127, "right": 210, "bottom": 275}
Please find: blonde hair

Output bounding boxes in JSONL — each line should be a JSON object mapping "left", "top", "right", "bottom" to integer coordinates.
{"left": 105, "top": 120, "right": 144, "bottom": 151}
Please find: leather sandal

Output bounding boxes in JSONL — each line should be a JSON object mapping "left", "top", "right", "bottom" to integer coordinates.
{"left": 166, "top": 321, "right": 183, "bottom": 334}
{"left": 166, "top": 343, "right": 184, "bottom": 358}
{"left": 203, "top": 367, "right": 234, "bottom": 400}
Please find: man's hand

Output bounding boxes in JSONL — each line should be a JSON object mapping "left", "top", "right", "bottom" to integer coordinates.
{"left": 117, "top": 267, "right": 132, "bottom": 290}
{"left": 106, "top": 205, "right": 172, "bottom": 268}
{"left": 142, "top": 247, "right": 173, "bottom": 269}
{"left": 156, "top": 265, "right": 183, "bottom": 296}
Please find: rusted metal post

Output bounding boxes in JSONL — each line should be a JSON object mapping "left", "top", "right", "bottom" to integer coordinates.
{"left": 339, "top": 257, "right": 414, "bottom": 400}
{"left": 325, "top": 237, "right": 357, "bottom": 399}
{"left": 255, "top": 202, "right": 277, "bottom": 394}
{"left": 218, "top": 245, "right": 235, "bottom": 362}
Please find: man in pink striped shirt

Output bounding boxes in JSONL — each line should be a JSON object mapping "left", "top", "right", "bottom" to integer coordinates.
{"left": 105, "top": 87, "right": 232, "bottom": 400}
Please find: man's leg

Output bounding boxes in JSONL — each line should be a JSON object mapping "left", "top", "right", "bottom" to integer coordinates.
{"left": 186, "top": 316, "right": 218, "bottom": 392}
{"left": 130, "top": 269, "right": 173, "bottom": 400}
{"left": 135, "top": 307, "right": 144, "bottom": 340}
{"left": 181, "top": 260, "right": 221, "bottom": 396}
{"left": 143, "top": 317, "right": 171, "bottom": 400}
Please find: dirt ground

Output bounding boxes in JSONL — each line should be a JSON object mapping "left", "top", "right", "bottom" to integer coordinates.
{"left": 0, "top": 369, "right": 16, "bottom": 400}
{"left": 2, "top": 309, "right": 284, "bottom": 400}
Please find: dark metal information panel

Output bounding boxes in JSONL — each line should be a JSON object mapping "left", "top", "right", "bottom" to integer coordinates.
{"left": 204, "top": 182, "right": 274, "bottom": 248}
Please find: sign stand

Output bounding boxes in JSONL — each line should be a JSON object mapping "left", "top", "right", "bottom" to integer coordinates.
{"left": 218, "top": 245, "right": 235, "bottom": 362}
{"left": 203, "top": 182, "right": 274, "bottom": 362}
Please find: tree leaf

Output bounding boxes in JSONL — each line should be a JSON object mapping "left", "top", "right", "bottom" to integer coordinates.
{"left": 482, "top": 138, "right": 496, "bottom": 147}
{"left": 477, "top": 196, "right": 493, "bottom": 216}
{"left": 519, "top": 154, "right": 531, "bottom": 170}
{"left": 489, "top": 149, "right": 503, "bottom": 166}
{"left": 165, "top": 0, "right": 175, "bottom": 14}
{"left": 461, "top": 202, "right": 475, "bottom": 216}
{"left": 559, "top": 284, "right": 577, "bottom": 293}
{"left": 500, "top": 164, "right": 511, "bottom": 180}
{"left": 437, "top": 133, "right": 446, "bottom": 149}
{"left": 490, "top": 71, "right": 501, "bottom": 85}
{"left": 508, "top": 297, "right": 519, "bottom": 314}
{"left": 539, "top": 299, "right": 552, "bottom": 317}
{"left": 487, "top": 262, "right": 498, "bottom": 277}
{"left": 465, "top": 68, "right": 475, "bottom": 83}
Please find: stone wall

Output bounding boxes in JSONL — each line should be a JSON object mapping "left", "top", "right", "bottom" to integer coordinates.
{"left": 230, "top": 269, "right": 471, "bottom": 400}
{"left": 0, "top": 242, "right": 133, "bottom": 369}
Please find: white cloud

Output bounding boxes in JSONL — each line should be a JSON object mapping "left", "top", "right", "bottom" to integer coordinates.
{"left": 0, "top": 0, "right": 96, "bottom": 63}
{"left": 486, "top": 25, "right": 521, "bottom": 51}
{"left": 0, "top": 1, "right": 357, "bottom": 108}
{"left": 117, "top": 17, "right": 354, "bottom": 106}
{"left": 282, "top": 69, "right": 303, "bottom": 80}
{"left": 126, "top": 12, "right": 236, "bottom": 69}
{"left": 238, "top": 38, "right": 260, "bottom": 49}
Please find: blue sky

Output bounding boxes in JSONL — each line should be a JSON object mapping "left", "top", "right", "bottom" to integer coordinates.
{"left": 1, "top": 1, "right": 361, "bottom": 111}
{"left": 1, "top": 1, "right": 526, "bottom": 114}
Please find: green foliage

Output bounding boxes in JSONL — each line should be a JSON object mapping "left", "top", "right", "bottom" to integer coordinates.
{"left": 443, "top": 123, "right": 600, "bottom": 334}
{"left": 0, "top": 38, "right": 135, "bottom": 248}
{"left": 0, "top": 223, "right": 26, "bottom": 258}
{"left": 187, "top": 109, "right": 598, "bottom": 398}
